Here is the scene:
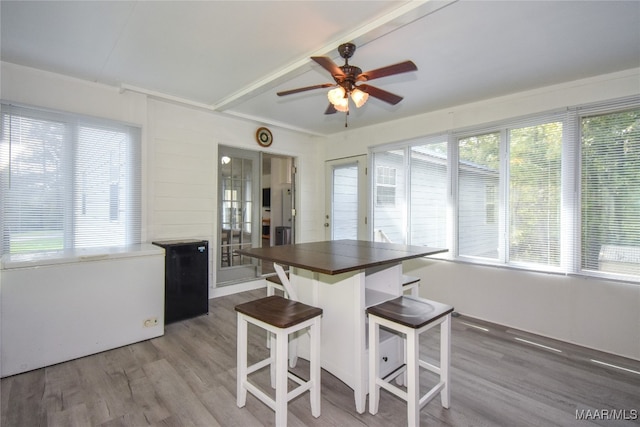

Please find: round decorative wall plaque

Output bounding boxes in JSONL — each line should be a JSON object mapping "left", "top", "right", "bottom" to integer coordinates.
{"left": 256, "top": 127, "right": 273, "bottom": 147}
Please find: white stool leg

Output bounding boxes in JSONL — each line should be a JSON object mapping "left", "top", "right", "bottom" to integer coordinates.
{"left": 410, "top": 284, "right": 419, "bottom": 297}
{"left": 270, "top": 332, "right": 277, "bottom": 389}
{"left": 289, "top": 332, "right": 298, "bottom": 368}
{"left": 440, "top": 315, "right": 451, "bottom": 408}
{"left": 266, "top": 284, "right": 274, "bottom": 350}
{"left": 265, "top": 284, "right": 278, "bottom": 350}
{"left": 236, "top": 314, "right": 248, "bottom": 407}
{"left": 310, "top": 317, "right": 322, "bottom": 417}
{"left": 407, "top": 328, "right": 420, "bottom": 427}
{"left": 275, "top": 328, "right": 289, "bottom": 427}
{"left": 397, "top": 335, "right": 407, "bottom": 387}
{"left": 368, "top": 317, "right": 380, "bottom": 415}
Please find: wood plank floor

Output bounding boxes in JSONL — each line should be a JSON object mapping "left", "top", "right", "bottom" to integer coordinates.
{"left": 2, "top": 289, "right": 639, "bottom": 426}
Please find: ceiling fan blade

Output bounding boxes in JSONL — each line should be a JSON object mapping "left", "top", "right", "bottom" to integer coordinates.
{"left": 358, "top": 84, "right": 403, "bottom": 105}
{"left": 277, "top": 83, "right": 334, "bottom": 97}
{"left": 324, "top": 103, "right": 337, "bottom": 115}
{"left": 311, "top": 56, "right": 346, "bottom": 78}
{"left": 356, "top": 60, "right": 417, "bottom": 82}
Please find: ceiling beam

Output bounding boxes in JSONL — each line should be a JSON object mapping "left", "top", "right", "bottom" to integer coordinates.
{"left": 211, "top": 0, "right": 458, "bottom": 111}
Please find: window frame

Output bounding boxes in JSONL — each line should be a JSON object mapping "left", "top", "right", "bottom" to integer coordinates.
{"left": 369, "top": 95, "right": 640, "bottom": 283}
{"left": 371, "top": 136, "right": 450, "bottom": 249}
{"left": 0, "top": 102, "right": 142, "bottom": 255}
{"left": 576, "top": 104, "right": 640, "bottom": 281}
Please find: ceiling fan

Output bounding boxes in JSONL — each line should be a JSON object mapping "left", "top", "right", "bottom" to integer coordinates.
{"left": 277, "top": 42, "right": 417, "bottom": 121}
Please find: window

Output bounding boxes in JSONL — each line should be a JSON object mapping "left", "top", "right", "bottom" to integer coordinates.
{"left": 375, "top": 165, "right": 397, "bottom": 206}
{"left": 457, "top": 121, "right": 562, "bottom": 268}
{"left": 581, "top": 108, "right": 640, "bottom": 277}
{"left": 373, "top": 139, "right": 448, "bottom": 248}
{"left": 1, "top": 104, "right": 141, "bottom": 255}
{"left": 332, "top": 163, "right": 359, "bottom": 240}
{"left": 458, "top": 132, "right": 500, "bottom": 260}
{"left": 373, "top": 150, "right": 405, "bottom": 243}
{"left": 371, "top": 96, "right": 640, "bottom": 282}
{"left": 410, "top": 142, "right": 448, "bottom": 248}
{"left": 509, "top": 122, "right": 562, "bottom": 266}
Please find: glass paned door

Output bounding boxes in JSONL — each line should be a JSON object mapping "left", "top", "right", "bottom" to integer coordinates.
{"left": 218, "top": 146, "right": 260, "bottom": 284}
{"left": 325, "top": 155, "right": 368, "bottom": 240}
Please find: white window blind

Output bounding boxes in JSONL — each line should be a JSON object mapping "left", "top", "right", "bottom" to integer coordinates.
{"left": 332, "top": 164, "right": 359, "bottom": 240}
{"left": 456, "top": 117, "right": 564, "bottom": 269}
{"left": 508, "top": 121, "right": 562, "bottom": 267}
{"left": 457, "top": 132, "right": 500, "bottom": 260}
{"left": 410, "top": 142, "right": 447, "bottom": 248}
{"left": 371, "top": 96, "right": 639, "bottom": 282}
{"left": 581, "top": 107, "right": 640, "bottom": 278}
{"left": 1, "top": 103, "right": 141, "bottom": 254}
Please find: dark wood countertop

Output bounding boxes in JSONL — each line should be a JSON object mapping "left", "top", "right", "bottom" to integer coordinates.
{"left": 236, "top": 239, "right": 447, "bottom": 275}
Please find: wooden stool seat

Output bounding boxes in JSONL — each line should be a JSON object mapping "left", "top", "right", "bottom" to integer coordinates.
{"left": 235, "top": 295, "right": 322, "bottom": 329}
{"left": 266, "top": 274, "right": 286, "bottom": 286}
{"left": 368, "top": 296, "right": 453, "bottom": 427}
{"left": 367, "top": 296, "right": 452, "bottom": 329}
{"left": 236, "top": 295, "right": 322, "bottom": 426}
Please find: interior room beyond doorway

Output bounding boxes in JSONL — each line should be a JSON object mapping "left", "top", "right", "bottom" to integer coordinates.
{"left": 261, "top": 153, "right": 295, "bottom": 275}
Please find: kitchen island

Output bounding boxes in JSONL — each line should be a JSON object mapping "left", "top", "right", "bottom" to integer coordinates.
{"left": 236, "top": 239, "right": 447, "bottom": 413}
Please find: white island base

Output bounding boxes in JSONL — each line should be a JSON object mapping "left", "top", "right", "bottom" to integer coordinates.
{"left": 290, "top": 262, "right": 404, "bottom": 413}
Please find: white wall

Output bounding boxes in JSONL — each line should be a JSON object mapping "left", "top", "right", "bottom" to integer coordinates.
{"left": 324, "top": 68, "right": 640, "bottom": 157}
{"left": 1, "top": 62, "right": 327, "bottom": 297}
{"left": 403, "top": 259, "right": 640, "bottom": 361}
{"left": 324, "top": 67, "right": 640, "bottom": 361}
{"left": 3, "top": 61, "right": 639, "bottom": 360}
{"left": 1, "top": 245, "right": 165, "bottom": 377}
{"left": 146, "top": 100, "right": 325, "bottom": 291}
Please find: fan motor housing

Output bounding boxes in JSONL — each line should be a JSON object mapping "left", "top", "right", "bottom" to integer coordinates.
{"left": 336, "top": 65, "right": 362, "bottom": 86}
{"left": 338, "top": 43, "right": 356, "bottom": 59}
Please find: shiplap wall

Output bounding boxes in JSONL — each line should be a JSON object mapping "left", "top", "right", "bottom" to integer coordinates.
{"left": 146, "top": 99, "right": 326, "bottom": 290}
{"left": 0, "top": 61, "right": 327, "bottom": 296}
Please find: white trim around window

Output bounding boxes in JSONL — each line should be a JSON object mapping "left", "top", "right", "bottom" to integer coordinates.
{"left": 370, "top": 95, "right": 640, "bottom": 283}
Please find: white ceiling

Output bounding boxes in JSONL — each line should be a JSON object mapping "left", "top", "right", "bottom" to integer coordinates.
{"left": 2, "top": 1, "right": 639, "bottom": 136}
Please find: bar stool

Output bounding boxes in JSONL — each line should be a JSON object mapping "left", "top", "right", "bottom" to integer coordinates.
{"left": 236, "top": 295, "right": 322, "bottom": 426}
{"left": 265, "top": 273, "right": 287, "bottom": 350}
{"left": 367, "top": 296, "right": 453, "bottom": 427}
{"left": 266, "top": 273, "right": 289, "bottom": 298}
{"left": 265, "top": 264, "right": 298, "bottom": 367}
{"left": 402, "top": 275, "right": 421, "bottom": 297}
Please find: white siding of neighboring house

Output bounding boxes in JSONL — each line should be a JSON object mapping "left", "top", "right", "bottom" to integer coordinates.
{"left": 373, "top": 151, "right": 405, "bottom": 243}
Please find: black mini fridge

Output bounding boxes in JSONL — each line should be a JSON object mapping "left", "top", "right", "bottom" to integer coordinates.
{"left": 152, "top": 239, "right": 209, "bottom": 324}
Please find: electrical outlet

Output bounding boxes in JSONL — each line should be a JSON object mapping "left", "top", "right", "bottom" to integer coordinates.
{"left": 144, "top": 317, "right": 159, "bottom": 327}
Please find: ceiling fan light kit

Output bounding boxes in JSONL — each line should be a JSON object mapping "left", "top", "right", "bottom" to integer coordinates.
{"left": 327, "top": 86, "right": 346, "bottom": 106}
{"left": 327, "top": 86, "right": 369, "bottom": 112}
{"left": 350, "top": 88, "right": 369, "bottom": 108}
{"left": 332, "top": 97, "right": 349, "bottom": 113}
{"left": 278, "top": 42, "right": 417, "bottom": 126}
